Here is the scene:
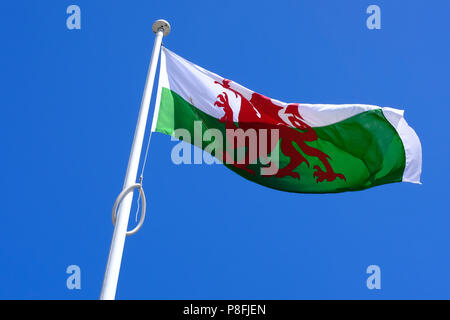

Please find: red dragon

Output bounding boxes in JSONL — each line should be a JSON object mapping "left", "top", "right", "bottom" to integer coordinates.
{"left": 213, "top": 79, "right": 345, "bottom": 182}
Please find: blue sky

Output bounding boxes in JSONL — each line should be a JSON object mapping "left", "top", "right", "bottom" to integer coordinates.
{"left": 0, "top": 0, "right": 449, "bottom": 299}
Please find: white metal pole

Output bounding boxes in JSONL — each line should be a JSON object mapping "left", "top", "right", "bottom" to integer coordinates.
{"left": 100, "top": 19, "right": 170, "bottom": 300}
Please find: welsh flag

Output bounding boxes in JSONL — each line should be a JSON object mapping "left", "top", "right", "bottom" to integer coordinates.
{"left": 152, "top": 47, "right": 422, "bottom": 193}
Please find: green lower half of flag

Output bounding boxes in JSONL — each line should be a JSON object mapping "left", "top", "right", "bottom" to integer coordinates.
{"left": 155, "top": 88, "right": 406, "bottom": 193}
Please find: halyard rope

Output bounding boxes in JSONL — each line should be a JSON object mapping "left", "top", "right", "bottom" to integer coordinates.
{"left": 133, "top": 119, "right": 154, "bottom": 222}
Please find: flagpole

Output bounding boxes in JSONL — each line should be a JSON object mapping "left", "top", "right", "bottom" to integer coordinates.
{"left": 100, "top": 19, "right": 171, "bottom": 300}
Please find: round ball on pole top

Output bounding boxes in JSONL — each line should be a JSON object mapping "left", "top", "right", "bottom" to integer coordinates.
{"left": 152, "top": 19, "right": 171, "bottom": 37}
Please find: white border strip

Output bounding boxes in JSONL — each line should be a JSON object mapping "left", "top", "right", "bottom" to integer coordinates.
{"left": 382, "top": 108, "right": 422, "bottom": 184}
{"left": 151, "top": 46, "right": 169, "bottom": 132}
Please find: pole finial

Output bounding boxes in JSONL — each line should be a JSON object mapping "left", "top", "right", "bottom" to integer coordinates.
{"left": 152, "top": 19, "right": 171, "bottom": 37}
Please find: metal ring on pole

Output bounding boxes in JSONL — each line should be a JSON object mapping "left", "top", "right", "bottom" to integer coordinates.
{"left": 112, "top": 183, "right": 146, "bottom": 236}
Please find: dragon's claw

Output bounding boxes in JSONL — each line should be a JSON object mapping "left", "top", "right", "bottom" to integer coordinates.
{"left": 313, "top": 165, "right": 345, "bottom": 183}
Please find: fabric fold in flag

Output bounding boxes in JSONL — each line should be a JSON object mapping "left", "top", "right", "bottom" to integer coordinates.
{"left": 151, "top": 47, "right": 422, "bottom": 193}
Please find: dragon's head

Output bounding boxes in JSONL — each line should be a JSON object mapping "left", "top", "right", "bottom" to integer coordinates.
{"left": 284, "top": 104, "right": 310, "bottom": 130}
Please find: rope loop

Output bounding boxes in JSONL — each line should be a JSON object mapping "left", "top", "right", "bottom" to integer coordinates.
{"left": 112, "top": 183, "right": 146, "bottom": 236}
